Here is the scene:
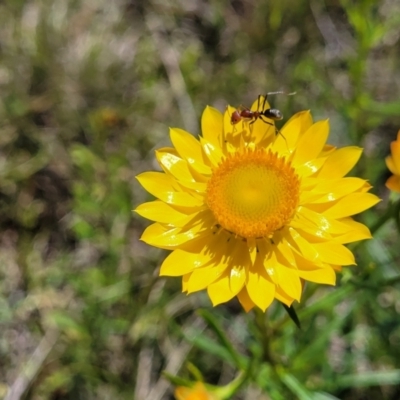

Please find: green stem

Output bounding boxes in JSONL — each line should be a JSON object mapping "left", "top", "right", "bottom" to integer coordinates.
{"left": 254, "top": 308, "right": 276, "bottom": 366}
{"left": 215, "top": 371, "right": 248, "bottom": 400}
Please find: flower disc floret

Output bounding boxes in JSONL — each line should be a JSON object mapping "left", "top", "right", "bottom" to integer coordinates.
{"left": 206, "top": 149, "right": 300, "bottom": 238}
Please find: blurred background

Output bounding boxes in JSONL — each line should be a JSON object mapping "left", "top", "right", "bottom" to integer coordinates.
{"left": 0, "top": 0, "right": 400, "bottom": 399}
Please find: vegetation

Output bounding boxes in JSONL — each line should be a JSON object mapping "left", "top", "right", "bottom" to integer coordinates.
{"left": 1, "top": 0, "right": 400, "bottom": 399}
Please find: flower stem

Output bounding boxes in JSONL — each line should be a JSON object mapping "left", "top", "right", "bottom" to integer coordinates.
{"left": 254, "top": 308, "right": 276, "bottom": 366}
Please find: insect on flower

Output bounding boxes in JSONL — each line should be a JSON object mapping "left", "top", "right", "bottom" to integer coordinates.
{"left": 231, "top": 91, "right": 296, "bottom": 127}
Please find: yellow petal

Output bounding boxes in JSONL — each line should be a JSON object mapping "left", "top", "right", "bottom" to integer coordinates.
{"left": 274, "top": 236, "right": 297, "bottom": 267}
{"left": 271, "top": 129, "right": 290, "bottom": 155}
{"left": 185, "top": 235, "right": 234, "bottom": 292}
{"left": 154, "top": 150, "right": 208, "bottom": 192}
{"left": 281, "top": 110, "right": 313, "bottom": 150}
{"left": 385, "top": 155, "right": 398, "bottom": 175}
{"left": 292, "top": 120, "right": 329, "bottom": 167}
{"left": 263, "top": 250, "right": 280, "bottom": 285}
{"left": 301, "top": 177, "right": 369, "bottom": 204}
{"left": 247, "top": 258, "right": 275, "bottom": 311}
{"left": 175, "top": 382, "right": 216, "bottom": 400}
{"left": 295, "top": 157, "right": 327, "bottom": 178}
{"left": 292, "top": 252, "right": 335, "bottom": 284}
{"left": 141, "top": 222, "right": 209, "bottom": 249}
{"left": 163, "top": 191, "right": 204, "bottom": 208}
{"left": 230, "top": 266, "right": 246, "bottom": 295}
{"left": 207, "top": 270, "right": 238, "bottom": 306}
{"left": 294, "top": 207, "right": 371, "bottom": 243}
{"left": 276, "top": 265, "right": 302, "bottom": 302}
{"left": 274, "top": 286, "right": 294, "bottom": 307}
{"left": 137, "top": 172, "right": 204, "bottom": 208}
{"left": 333, "top": 218, "right": 372, "bottom": 243}
{"left": 156, "top": 148, "right": 195, "bottom": 181}
{"left": 321, "top": 193, "right": 381, "bottom": 219}
{"left": 237, "top": 288, "right": 256, "bottom": 312}
{"left": 361, "top": 181, "right": 373, "bottom": 193}
{"left": 313, "top": 241, "right": 355, "bottom": 265}
{"left": 320, "top": 144, "right": 337, "bottom": 157}
{"left": 247, "top": 238, "right": 258, "bottom": 265}
{"left": 247, "top": 97, "right": 276, "bottom": 144}
{"left": 252, "top": 119, "right": 276, "bottom": 146}
{"left": 200, "top": 136, "right": 224, "bottom": 167}
{"left": 182, "top": 273, "right": 190, "bottom": 292}
{"left": 291, "top": 207, "right": 333, "bottom": 240}
{"left": 386, "top": 175, "right": 400, "bottom": 193}
{"left": 170, "top": 128, "right": 203, "bottom": 164}
{"left": 297, "top": 266, "right": 336, "bottom": 285}
{"left": 177, "top": 180, "right": 207, "bottom": 192}
{"left": 300, "top": 176, "right": 320, "bottom": 191}
{"left": 160, "top": 249, "right": 211, "bottom": 276}
{"left": 134, "top": 201, "right": 189, "bottom": 225}
{"left": 201, "top": 106, "right": 223, "bottom": 149}
{"left": 136, "top": 171, "right": 174, "bottom": 196}
{"left": 169, "top": 128, "right": 213, "bottom": 177}
{"left": 286, "top": 227, "right": 322, "bottom": 264}
{"left": 223, "top": 105, "right": 238, "bottom": 138}
{"left": 258, "top": 240, "right": 279, "bottom": 284}
{"left": 217, "top": 240, "right": 252, "bottom": 296}
{"left": 186, "top": 264, "right": 227, "bottom": 293}
{"left": 140, "top": 222, "right": 167, "bottom": 239}
{"left": 390, "top": 137, "right": 400, "bottom": 172}
{"left": 317, "top": 146, "right": 363, "bottom": 179}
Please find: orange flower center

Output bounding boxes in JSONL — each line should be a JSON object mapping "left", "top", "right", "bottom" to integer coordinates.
{"left": 206, "top": 149, "right": 300, "bottom": 239}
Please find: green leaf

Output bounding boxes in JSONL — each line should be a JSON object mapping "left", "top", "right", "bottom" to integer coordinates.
{"left": 313, "top": 393, "right": 341, "bottom": 400}
{"left": 279, "top": 370, "right": 314, "bottom": 400}
{"left": 337, "top": 370, "right": 400, "bottom": 388}
{"left": 181, "top": 323, "right": 248, "bottom": 368}
{"left": 197, "top": 309, "right": 245, "bottom": 369}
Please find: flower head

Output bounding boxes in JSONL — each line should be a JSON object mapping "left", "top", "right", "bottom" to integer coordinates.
{"left": 135, "top": 98, "right": 380, "bottom": 311}
{"left": 386, "top": 130, "right": 400, "bottom": 192}
{"left": 174, "top": 382, "right": 219, "bottom": 400}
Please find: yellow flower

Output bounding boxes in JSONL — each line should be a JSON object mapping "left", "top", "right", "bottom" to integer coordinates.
{"left": 135, "top": 98, "right": 380, "bottom": 311}
{"left": 386, "top": 130, "right": 400, "bottom": 192}
{"left": 174, "top": 382, "right": 219, "bottom": 400}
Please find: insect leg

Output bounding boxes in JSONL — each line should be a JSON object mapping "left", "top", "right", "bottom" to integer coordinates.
{"left": 259, "top": 116, "right": 274, "bottom": 127}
